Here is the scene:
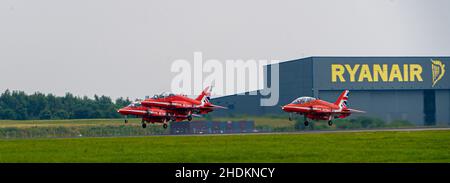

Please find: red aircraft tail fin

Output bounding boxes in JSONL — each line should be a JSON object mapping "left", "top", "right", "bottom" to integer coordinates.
{"left": 334, "top": 90, "right": 349, "bottom": 109}
{"left": 195, "top": 86, "right": 211, "bottom": 103}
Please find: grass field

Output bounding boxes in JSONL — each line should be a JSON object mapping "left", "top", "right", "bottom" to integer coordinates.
{"left": 0, "top": 130, "right": 449, "bottom": 163}
{"left": 0, "top": 117, "right": 292, "bottom": 128}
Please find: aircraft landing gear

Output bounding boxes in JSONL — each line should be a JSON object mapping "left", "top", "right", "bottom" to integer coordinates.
{"left": 141, "top": 118, "right": 147, "bottom": 128}
{"left": 187, "top": 115, "right": 193, "bottom": 121}
{"left": 124, "top": 115, "right": 128, "bottom": 124}
{"left": 288, "top": 113, "right": 293, "bottom": 121}
{"left": 163, "top": 123, "right": 168, "bottom": 129}
{"left": 303, "top": 115, "right": 309, "bottom": 126}
{"left": 328, "top": 120, "right": 333, "bottom": 126}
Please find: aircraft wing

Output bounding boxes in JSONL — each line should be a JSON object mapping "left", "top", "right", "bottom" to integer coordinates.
{"left": 118, "top": 109, "right": 148, "bottom": 116}
{"left": 304, "top": 105, "right": 363, "bottom": 114}
{"left": 311, "top": 106, "right": 334, "bottom": 113}
{"left": 142, "top": 100, "right": 196, "bottom": 109}
{"left": 285, "top": 106, "right": 312, "bottom": 111}
{"left": 312, "top": 106, "right": 366, "bottom": 114}
{"left": 286, "top": 105, "right": 335, "bottom": 113}
{"left": 118, "top": 108, "right": 168, "bottom": 117}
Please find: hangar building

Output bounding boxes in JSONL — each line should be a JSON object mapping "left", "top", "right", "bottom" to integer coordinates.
{"left": 212, "top": 57, "right": 450, "bottom": 126}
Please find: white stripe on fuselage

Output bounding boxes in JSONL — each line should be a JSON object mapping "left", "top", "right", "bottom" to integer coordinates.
{"left": 145, "top": 101, "right": 201, "bottom": 108}
{"left": 287, "top": 106, "right": 343, "bottom": 113}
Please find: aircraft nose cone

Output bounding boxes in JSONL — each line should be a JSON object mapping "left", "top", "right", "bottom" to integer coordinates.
{"left": 282, "top": 105, "right": 293, "bottom": 112}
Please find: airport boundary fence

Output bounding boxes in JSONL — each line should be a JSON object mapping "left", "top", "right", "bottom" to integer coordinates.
{"left": 0, "top": 125, "right": 168, "bottom": 139}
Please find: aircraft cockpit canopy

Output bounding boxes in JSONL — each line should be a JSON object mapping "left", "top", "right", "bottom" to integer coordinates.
{"left": 128, "top": 101, "right": 142, "bottom": 107}
{"left": 152, "top": 92, "right": 175, "bottom": 99}
{"left": 291, "top": 97, "right": 316, "bottom": 104}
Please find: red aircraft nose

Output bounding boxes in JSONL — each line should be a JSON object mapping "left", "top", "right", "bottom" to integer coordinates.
{"left": 117, "top": 108, "right": 126, "bottom": 115}
{"left": 282, "top": 104, "right": 295, "bottom": 112}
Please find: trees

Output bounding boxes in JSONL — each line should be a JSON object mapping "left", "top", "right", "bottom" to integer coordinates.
{"left": 0, "top": 109, "right": 16, "bottom": 119}
{"left": 0, "top": 90, "right": 130, "bottom": 120}
{"left": 39, "top": 109, "right": 52, "bottom": 120}
{"left": 53, "top": 110, "right": 70, "bottom": 119}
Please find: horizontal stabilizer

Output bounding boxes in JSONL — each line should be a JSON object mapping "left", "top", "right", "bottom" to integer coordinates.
{"left": 347, "top": 108, "right": 366, "bottom": 113}
{"left": 201, "top": 103, "right": 228, "bottom": 109}
{"left": 192, "top": 114, "right": 203, "bottom": 117}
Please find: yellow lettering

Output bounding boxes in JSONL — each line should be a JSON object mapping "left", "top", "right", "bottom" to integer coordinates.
{"left": 345, "top": 64, "right": 360, "bottom": 82}
{"left": 358, "top": 64, "right": 373, "bottom": 82}
{"left": 389, "top": 64, "right": 403, "bottom": 82}
{"left": 331, "top": 63, "right": 424, "bottom": 83}
{"left": 410, "top": 64, "right": 423, "bottom": 81}
{"left": 373, "top": 64, "right": 388, "bottom": 82}
{"left": 403, "top": 64, "right": 409, "bottom": 81}
{"left": 331, "top": 64, "right": 345, "bottom": 82}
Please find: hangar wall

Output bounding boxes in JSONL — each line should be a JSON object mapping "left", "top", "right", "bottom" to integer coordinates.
{"left": 263, "top": 57, "right": 314, "bottom": 114}
{"left": 317, "top": 90, "right": 425, "bottom": 125}
{"left": 213, "top": 57, "right": 314, "bottom": 116}
{"left": 213, "top": 93, "right": 262, "bottom": 116}
{"left": 310, "top": 57, "right": 449, "bottom": 125}
{"left": 312, "top": 57, "right": 450, "bottom": 90}
{"left": 212, "top": 57, "right": 450, "bottom": 126}
{"left": 436, "top": 90, "right": 450, "bottom": 125}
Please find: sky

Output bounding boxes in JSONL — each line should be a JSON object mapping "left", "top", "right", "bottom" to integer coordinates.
{"left": 1, "top": 0, "right": 449, "bottom": 100}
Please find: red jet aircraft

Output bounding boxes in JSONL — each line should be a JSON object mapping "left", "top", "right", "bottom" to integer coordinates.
{"left": 117, "top": 87, "right": 226, "bottom": 128}
{"left": 140, "top": 86, "right": 226, "bottom": 115}
{"left": 281, "top": 90, "right": 365, "bottom": 126}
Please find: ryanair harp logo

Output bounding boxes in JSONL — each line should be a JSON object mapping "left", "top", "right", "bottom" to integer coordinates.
{"left": 431, "top": 59, "right": 445, "bottom": 87}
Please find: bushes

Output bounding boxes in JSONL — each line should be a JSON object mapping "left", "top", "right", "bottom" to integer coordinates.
{"left": 334, "top": 117, "right": 385, "bottom": 129}
{"left": 386, "top": 120, "right": 414, "bottom": 128}
{"left": 0, "top": 125, "right": 169, "bottom": 139}
{"left": 254, "top": 116, "right": 416, "bottom": 132}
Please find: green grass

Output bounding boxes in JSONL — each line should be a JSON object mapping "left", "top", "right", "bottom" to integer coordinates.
{"left": 0, "top": 130, "right": 449, "bottom": 163}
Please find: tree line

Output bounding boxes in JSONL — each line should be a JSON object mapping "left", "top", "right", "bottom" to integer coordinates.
{"left": 0, "top": 90, "right": 132, "bottom": 120}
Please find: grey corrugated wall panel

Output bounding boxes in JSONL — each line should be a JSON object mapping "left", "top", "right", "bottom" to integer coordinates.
{"left": 436, "top": 90, "right": 450, "bottom": 125}
{"left": 318, "top": 90, "right": 425, "bottom": 125}
{"left": 270, "top": 57, "right": 314, "bottom": 114}
{"left": 212, "top": 93, "right": 262, "bottom": 116}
